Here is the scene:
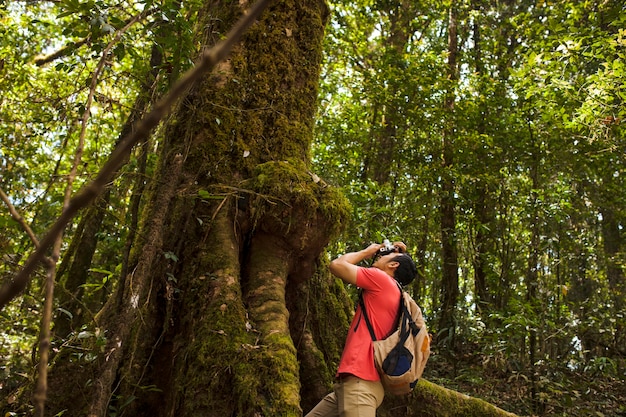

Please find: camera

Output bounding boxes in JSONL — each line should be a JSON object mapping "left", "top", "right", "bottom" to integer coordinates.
{"left": 377, "top": 239, "right": 400, "bottom": 257}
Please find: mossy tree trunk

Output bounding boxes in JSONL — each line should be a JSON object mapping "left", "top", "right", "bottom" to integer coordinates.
{"left": 45, "top": 1, "right": 345, "bottom": 416}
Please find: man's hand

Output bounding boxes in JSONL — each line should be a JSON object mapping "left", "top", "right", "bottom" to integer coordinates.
{"left": 392, "top": 241, "right": 407, "bottom": 253}
{"left": 362, "top": 243, "right": 383, "bottom": 259}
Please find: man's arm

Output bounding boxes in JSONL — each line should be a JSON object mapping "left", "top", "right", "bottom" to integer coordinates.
{"left": 329, "top": 243, "right": 381, "bottom": 285}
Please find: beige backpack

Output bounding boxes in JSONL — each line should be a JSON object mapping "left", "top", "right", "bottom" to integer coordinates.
{"left": 359, "top": 287, "right": 431, "bottom": 395}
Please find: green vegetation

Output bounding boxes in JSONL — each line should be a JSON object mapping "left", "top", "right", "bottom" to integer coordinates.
{"left": 0, "top": 0, "right": 624, "bottom": 416}
{"left": 314, "top": 0, "right": 626, "bottom": 415}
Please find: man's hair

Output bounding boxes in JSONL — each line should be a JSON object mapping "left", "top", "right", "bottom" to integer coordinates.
{"left": 392, "top": 253, "right": 417, "bottom": 286}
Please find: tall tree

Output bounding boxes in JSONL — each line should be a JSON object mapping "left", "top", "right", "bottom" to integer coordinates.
{"left": 525, "top": 121, "right": 542, "bottom": 413}
{"left": 437, "top": 0, "right": 460, "bottom": 346}
{"left": 37, "top": 1, "right": 345, "bottom": 415}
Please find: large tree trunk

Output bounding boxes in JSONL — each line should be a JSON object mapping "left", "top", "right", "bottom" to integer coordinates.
{"left": 44, "top": 1, "right": 343, "bottom": 416}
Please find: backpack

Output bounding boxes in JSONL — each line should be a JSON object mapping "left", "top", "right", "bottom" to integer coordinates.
{"left": 359, "top": 285, "right": 431, "bottom": 395}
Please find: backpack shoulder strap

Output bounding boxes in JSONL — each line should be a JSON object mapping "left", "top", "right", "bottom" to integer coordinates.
{"left": 358, "top": 291, "right": 378, "bottom": 341}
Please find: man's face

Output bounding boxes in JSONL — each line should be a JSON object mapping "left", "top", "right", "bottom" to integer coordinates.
{"left": 372, "top": 252, "right": 400, "bottom": 270}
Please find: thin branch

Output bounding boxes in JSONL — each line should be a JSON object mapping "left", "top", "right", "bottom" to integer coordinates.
{"left": 32, "top": 8, "right": 156, "bottom": 67}
{"left": 33, "top": 38, "right": 90, "bottom": 67}
{"left": 32, "top": 265, "right": 56, "bottom": 417}
{"left": 0, "top": 0, "right": 273, "bottom": 311}
{"left": 0, "top": 187, "right": 41, "bottom": 249}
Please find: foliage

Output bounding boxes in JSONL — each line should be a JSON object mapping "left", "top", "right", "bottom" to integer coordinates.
{"left": 0, "top": 0, "right": 198, "bottom": 406}
{"left": 0, "top": 0, "right": 625, "bottom": 415}
{"left": 314, "top": 0, "right": 625, "bottom": 415}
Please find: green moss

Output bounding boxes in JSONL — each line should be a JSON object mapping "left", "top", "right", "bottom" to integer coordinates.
{"left": 244, "top": 159, "right": 350, "bottom": 245}
{"left": 298, "top": 258, "right": 355, "bottom": 382}
{"left": 222, "top": 332, "right": 302, "bottom": 417}
{"left": 186, "top": 319, "right": 266, "bottom": 416}
{"left": 403, "top": 379, "right": 520, "bottom": 417}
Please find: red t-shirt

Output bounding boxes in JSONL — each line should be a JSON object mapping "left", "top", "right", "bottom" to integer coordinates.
{"left": 336, "top": 267, "right": 401, "bottom": 381}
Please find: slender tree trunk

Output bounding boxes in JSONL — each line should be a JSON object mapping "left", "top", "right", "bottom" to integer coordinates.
{"left": 526, "top": 121, "right": 542, "bottom": 415}
{"left": 470, "top": 0, "right": 494, "bottom": 316}
{"left": 54, "top": 194, "right": 109, "bottom": 337}
{"left": 414, "top": 195, "right": 431, "bottom": 303}
{"left": 567, "top": 186, "right": 600, "bottom": 359}
{"left": 473, "top": 183, "right": 493, "bottom": 314}
{"left": 438, "top": 0, "right": 459, "bottom": 347}
{"left": 600, "top": 204, "right": 625, "bottom": 354}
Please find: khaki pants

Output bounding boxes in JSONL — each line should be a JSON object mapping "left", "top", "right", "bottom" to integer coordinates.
{"left": 305, "top": 376, "right": 385, "bottom": 417}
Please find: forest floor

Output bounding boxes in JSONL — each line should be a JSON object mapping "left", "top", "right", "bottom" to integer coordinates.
{"left": 427, "top": 350, "right": 626, "bottom": 417}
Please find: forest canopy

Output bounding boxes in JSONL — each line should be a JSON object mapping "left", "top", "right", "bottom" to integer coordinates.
{"left": 1, "top": 0, "right": 625, "bottom": 416}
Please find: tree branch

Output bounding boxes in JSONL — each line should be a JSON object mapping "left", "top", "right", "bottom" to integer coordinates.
{"left": 33, "top": 38, "right": 90, "bottom": 67}
{"left": 32, "top": 7, "right": 156, "bottom": 67}
{"left": 0, "top": 187, "right": 41, "bottom": 249}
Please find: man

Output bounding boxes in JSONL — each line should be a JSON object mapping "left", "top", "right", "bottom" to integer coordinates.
{"left": 306, "top": 241, "right": 418, "bottom": 417}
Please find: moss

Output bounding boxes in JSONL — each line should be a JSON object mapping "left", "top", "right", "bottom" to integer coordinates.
{"left": 145, "top": 0, "right": 332, "bottom": 194}
{"left": 242, "top": 233, "right": 303, "bottom": 416}
{"left": 181, "top": 310, "right": 264, "bottom": 416}
{"left": 404, "top": 379, "right": 520, "bottom": 417}
{"left": 307, "top": 263, "right": 353, "bottom": 368}
{"left": 222, "top": 332, "right": 302, "bottom": 417}
{"left": 261, "top": 334, "right": 301, "bottom": 411}
{"left": 244, "top": 159, "right": 350, "bottom": 248}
